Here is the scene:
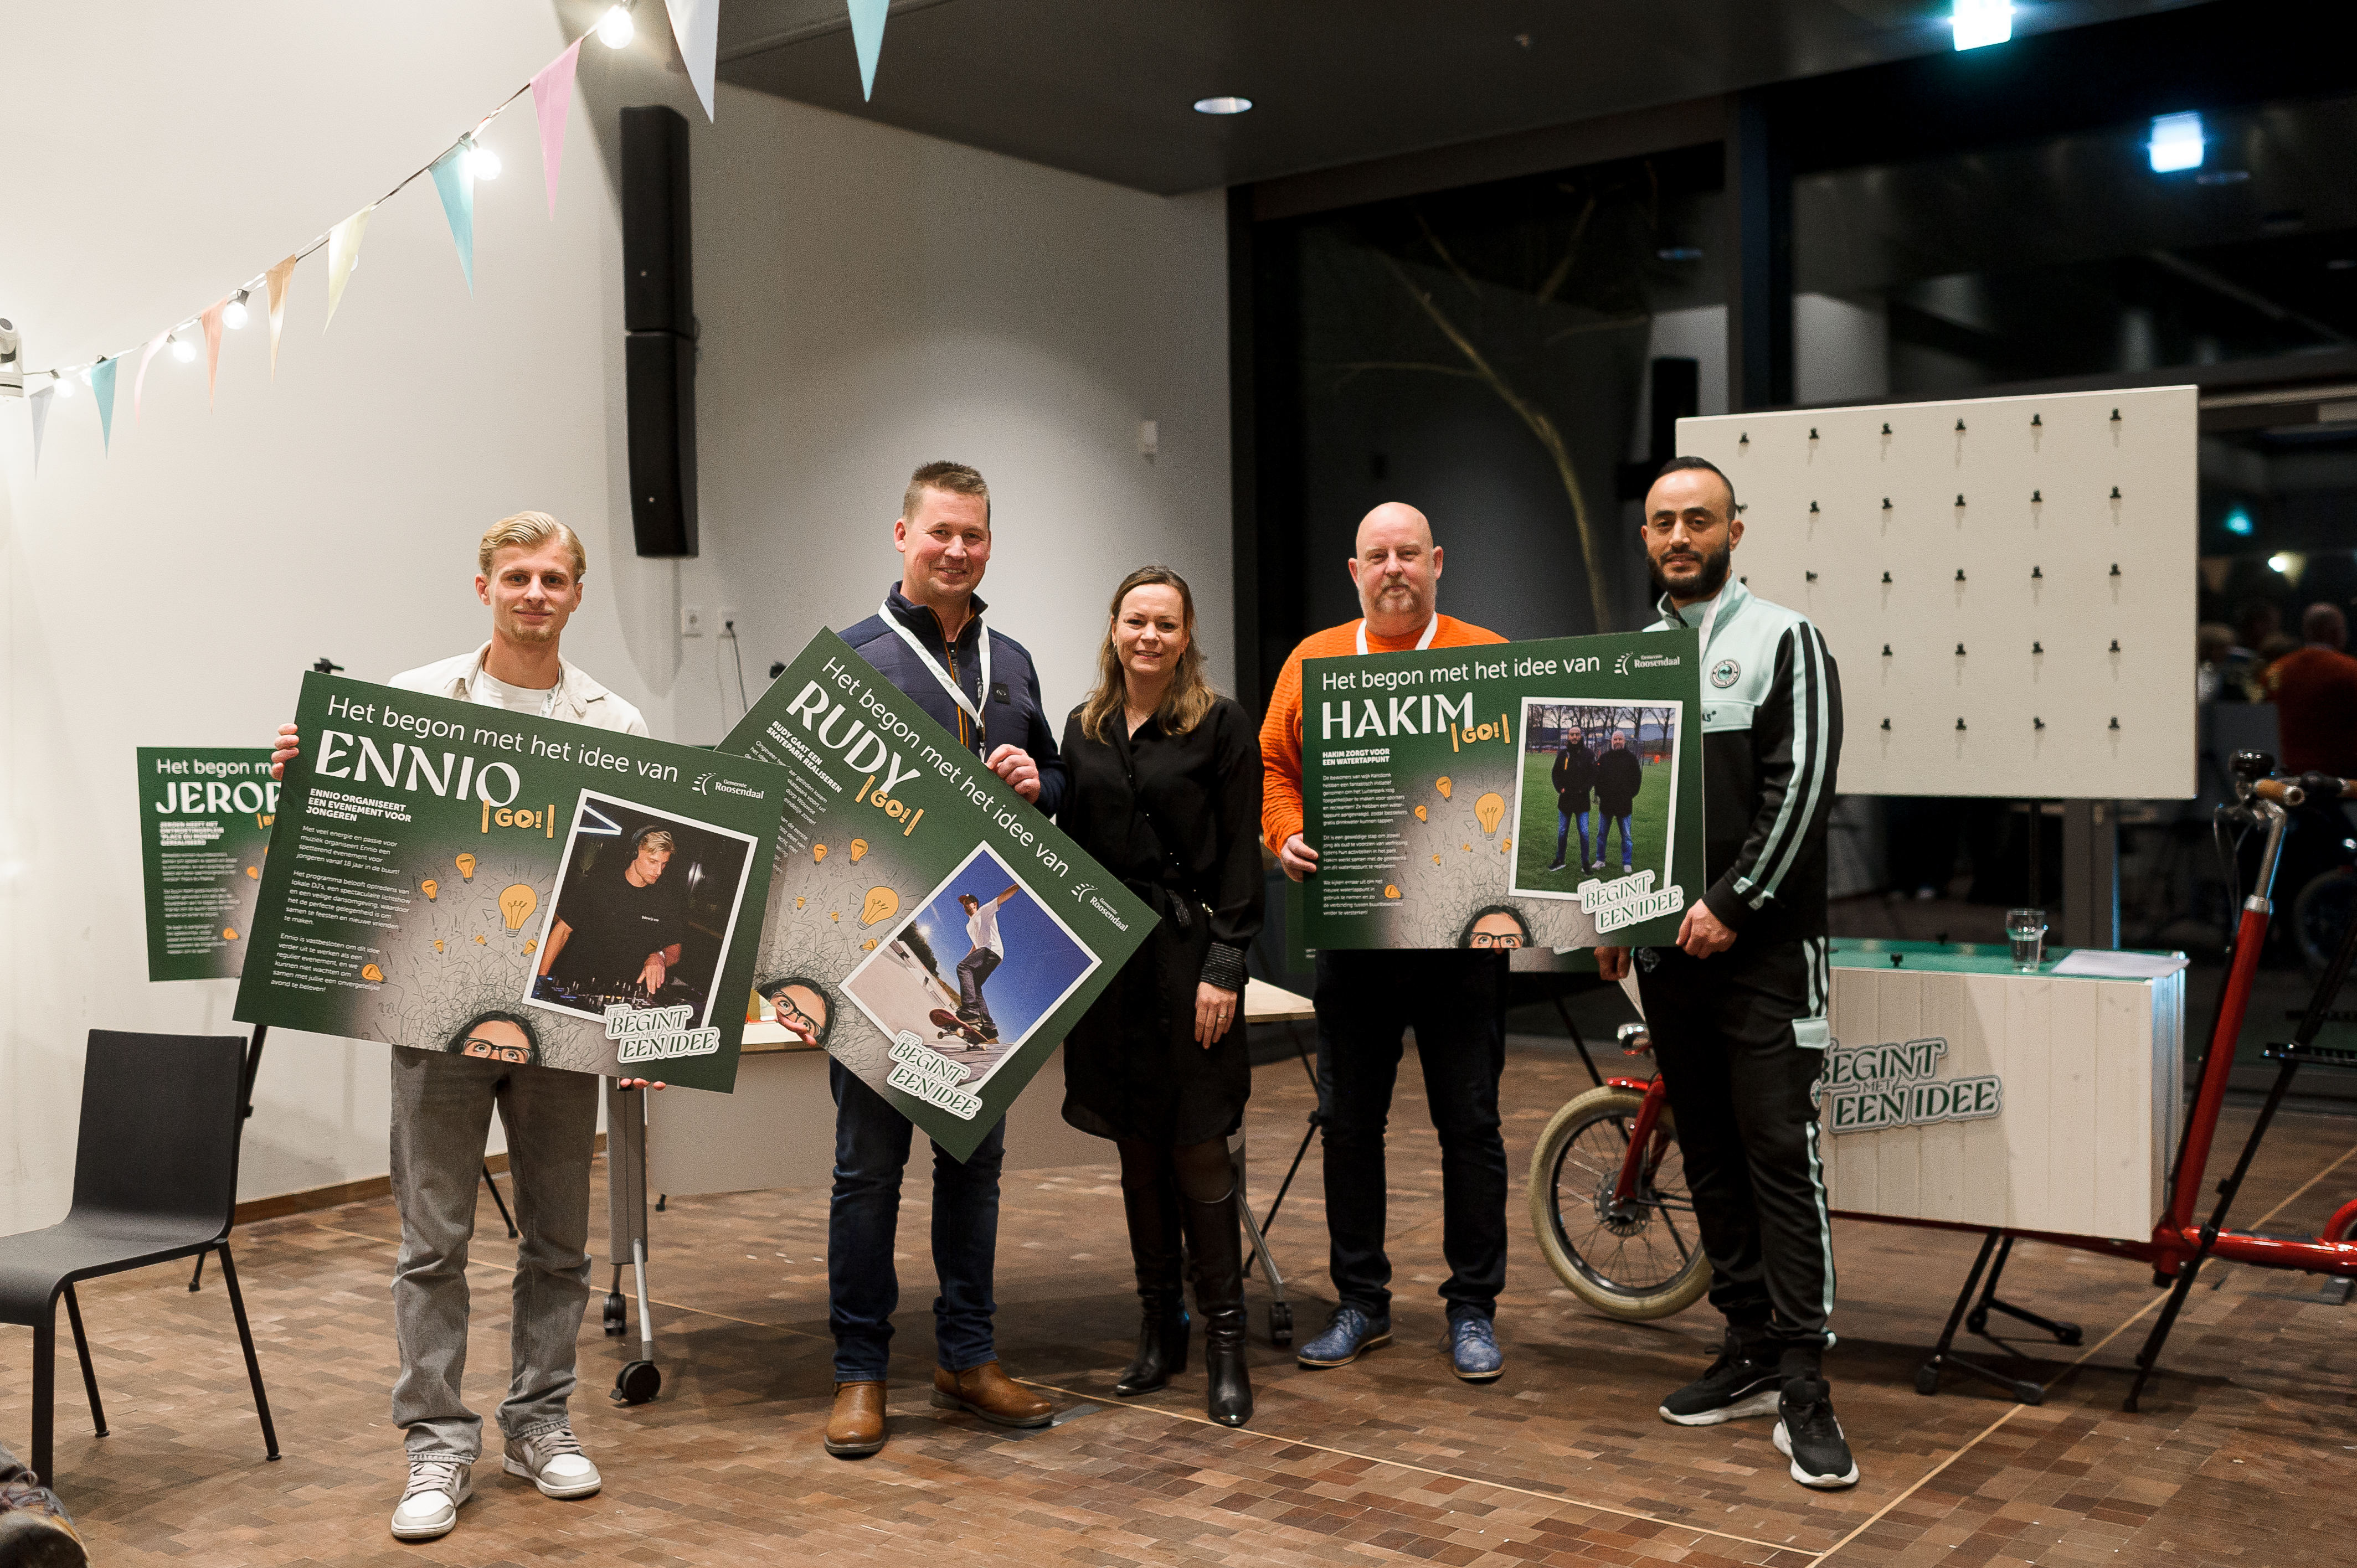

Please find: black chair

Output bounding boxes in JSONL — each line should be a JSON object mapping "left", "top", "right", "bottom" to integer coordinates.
{"left": 0, "top": 1031, "right": 280, "bottom": 1482}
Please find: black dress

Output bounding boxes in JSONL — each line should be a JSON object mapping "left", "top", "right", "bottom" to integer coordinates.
{"left": 1059, "top": 696, "right": 1265, "bottom": 1145}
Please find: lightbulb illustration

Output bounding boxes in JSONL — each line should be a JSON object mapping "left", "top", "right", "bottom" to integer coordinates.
{"left": 1383, "top": 885, "right": 1401, "bottom": 900}
{"left": 455, "top": 853, "right": 477, "bottom": 883}
{"left": 222, "top": 926, "right": 239, "bottom": 941}
{"left": 433, "top": 940, "right": 445, "bottom": 953}
{"left": 795, "top": 896, "right": 807, "bottom": 910}
{"left": 1474, "top": 791, "right": 1506, "bottom": 836}
{"left": 1436, "top": 776, "right": 1454, "bottom": 800}
{"left": 361, "top": 963, "right": 384, "bottom": 982}
{"left": 421, "top": 879, "right": 439, "bottom": 901}
{"left": 860, "top": 886, "right": 899, "bottom": 926}
{"left": 850, "top": 838, "right": 870, "bottom": 863}
{"left": 862, "top": 939, "right": 878, "bottom": 950}
{"left": 474, "top": 934, "right": 486, "bottom": 945}
{"left": 1432, "top": 854, "right": 1442, "bottom": 865}
{"left": 246, "top": 865, "right": 259, "bottom": 879}
{"left": 498, "top": 884, "right": 538, "bottom": 934}
{"left": 814, "top": 844, "right": 829, "bottom": 863}
{"left": 1413, "top": 805, "right": 1428, "bottom": 822}
{"left": 523, "top": 938, "right": 537, "bottom": 956}
{"left": 828, "top": 910, "right": 841, "bottom": 922}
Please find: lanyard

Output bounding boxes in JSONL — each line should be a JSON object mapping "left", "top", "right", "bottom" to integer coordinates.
{"left": 880, "top": 599, "right": 989, "bottom": 742}
{"left": 1356, "top": 613, "right": 1440, "bottom": 656}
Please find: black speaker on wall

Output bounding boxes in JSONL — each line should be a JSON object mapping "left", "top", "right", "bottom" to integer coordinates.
{"left": 622, "top": 105, "right": 697, "bottom": 558}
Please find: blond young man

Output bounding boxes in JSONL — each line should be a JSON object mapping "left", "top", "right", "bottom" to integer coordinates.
{"left": 272, "top": 514, "right": 656, "bottom": 1541}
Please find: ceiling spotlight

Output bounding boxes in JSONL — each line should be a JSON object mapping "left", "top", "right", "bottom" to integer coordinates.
{"left": 169, "top": 333, "right": 195, "bottom": 364}
{"left": 1657, "top": 246, "right": 1704, "bottom": 262}
{"left": 1951, "top": 0, "right": 2011, "bottom": 50}
{"left": 2267, "top": 551, "right": 2293, "bottom": 574}
{"left": 595, "top": 4, "right": 634, "bottom": 48}
{"left": 2148, "top": 112, "right": 2205, "bottom": 174}
{"left": 223, "top": 289, "right": 250, "bottom": 329}
{"left": 2224, "top": 509, "right": 2253, "bottom": 537}
{"left": 1193, "top": 96, "right": 1253, "bottom": 115}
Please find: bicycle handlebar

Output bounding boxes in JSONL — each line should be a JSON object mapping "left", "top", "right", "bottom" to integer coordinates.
{"left": 2249, "top": 775, "right": 2357, "bottom": 804}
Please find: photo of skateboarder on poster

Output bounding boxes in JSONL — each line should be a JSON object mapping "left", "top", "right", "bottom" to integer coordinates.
{"left": 839, "top": 843, "right": 1099, "bottom": 1091}
{"left": 1509, "top": 699, "right": 1682, "bottom": 903}
{"left": 523, "top": 791, "right": 760, "bottom": 1030}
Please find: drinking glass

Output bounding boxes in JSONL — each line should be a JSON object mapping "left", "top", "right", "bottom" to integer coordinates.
{"left": 2006, "top": 907, "right": 2048, "bottom": 972}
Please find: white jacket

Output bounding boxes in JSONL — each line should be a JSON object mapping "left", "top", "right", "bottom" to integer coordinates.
{"left": 387, "top": 642, "right": 649, "bottom": 736}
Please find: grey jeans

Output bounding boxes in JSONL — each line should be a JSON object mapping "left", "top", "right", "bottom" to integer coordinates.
{"left": 388, "top": 1046, "right": 599, "bottom": 1460}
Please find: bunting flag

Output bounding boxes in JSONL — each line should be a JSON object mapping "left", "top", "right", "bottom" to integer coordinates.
{"left": 664, "top": 0, "right": 719, "bottom": 120}
{"left": 531, "top": 37, "right": 584, "bottom": 216}
{"left": 266, "top": 255, "right": 296, "bottom": 377}
{"left": 325, "top": 207, "right": 374, "bottom": 327}
{"left": 90, "top": 358, "right": 118, "bottom": 452}
{"left": 848, "top": 0, "right": 889, "bottom": 100}
{"left": 135, "top": 332, "right": 167, "bottom": 422}
{"left": 428, "top": 143, "right": 477, "bottom": 291}
{"left": 28, "top": 385, "right": 51, "bottom": 472}
{"left": 200, "top": 300, "right": 227, "bottom": 405}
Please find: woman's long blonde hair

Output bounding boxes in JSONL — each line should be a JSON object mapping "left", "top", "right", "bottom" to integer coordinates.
{"left": 1079, "top": 566, "right": 1218, "bottom": 742}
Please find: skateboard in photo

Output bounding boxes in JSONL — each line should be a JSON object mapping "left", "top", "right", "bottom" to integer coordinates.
{"left": 929, "top": 1009, "right": 994, "bottom": 1050}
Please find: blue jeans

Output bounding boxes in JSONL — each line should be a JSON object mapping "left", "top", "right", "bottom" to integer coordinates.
{"left": 827, "top": 1059, "right": 1006, "bottom": 1380}
{"left": 1603, "top": 814, "right": 1635, "bottom": 867}
{"left": 956, "top": 947, "right": 1001, "bottom": 1027}
{"left": 1553, "top": 809, "right": 1590, "bottom": 866}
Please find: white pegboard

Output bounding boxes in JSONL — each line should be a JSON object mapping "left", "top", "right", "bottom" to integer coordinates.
{"left": 1678, "top": 385, "right": 2197, "bottom": 800}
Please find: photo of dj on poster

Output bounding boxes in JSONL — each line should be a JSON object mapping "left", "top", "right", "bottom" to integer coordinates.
{"left": 526, "top": 791, "right": 760, "bottom": 1029}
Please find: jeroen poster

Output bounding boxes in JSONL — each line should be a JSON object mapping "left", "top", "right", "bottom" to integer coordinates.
{"left": 233, "top": 673, "right": 791, "bottom": 1091}
{"left": 718, "top": 631, "right": 1156, "bottom": 1160}
{"left": 1300, "top": 630, "right": 1705, "bottom": 952}
{"left": 138, "top": 747, "right": 280, "bottom": 981}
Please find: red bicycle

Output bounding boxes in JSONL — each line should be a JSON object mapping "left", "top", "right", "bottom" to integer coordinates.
{"left": 1529, "top": 752, "right": 2357, "bottom": 1407}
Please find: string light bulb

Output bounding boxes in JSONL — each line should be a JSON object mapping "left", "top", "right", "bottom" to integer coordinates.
{"left": 223, "top": 290, "right": 250, "bottom": 329}
{"left": 50, "top": 372, "right": 72, "bottom": 399}
{"left": 469, "top": 139, "right": 501, "bottom": 180}
{"left": 169, "top": 333, "right": 195, "bottom": 364}
{"left": 595, "top": 4, "right": 634, "bottom": 47}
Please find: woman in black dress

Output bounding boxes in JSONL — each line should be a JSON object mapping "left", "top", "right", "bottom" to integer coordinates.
{"left": 1060, "top": 566, "right": 1264, "bottom": 1426}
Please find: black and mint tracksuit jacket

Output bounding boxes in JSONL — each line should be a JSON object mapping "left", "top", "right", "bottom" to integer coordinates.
{"left": 1640, "top": 577, "right": 1846, "bottom": 1352}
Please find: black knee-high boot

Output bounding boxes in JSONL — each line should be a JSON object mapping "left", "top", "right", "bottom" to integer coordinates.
{"left": 1115, "top": 1157, "right": 1189, "bottom": 1396}
{"left": 1180, "top": 1185, "right": 1253, "bottom": 1427}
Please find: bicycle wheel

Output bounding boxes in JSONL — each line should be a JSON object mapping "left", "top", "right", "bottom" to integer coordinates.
{"left": 1526, "top": 1083, "right": 1711, "bottom": 1321}
{"left": 2294, "top": 866, "right": 2357, "bottom": 981}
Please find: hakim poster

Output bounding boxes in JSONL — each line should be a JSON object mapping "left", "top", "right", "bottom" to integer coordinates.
{"left": 138, "top": 747, "right": 281, "bottom": 981}
{"left": 1299, "top": 630, "right": 1705, "bottom": 953}
{"left": 718, "top": 631, "right": 1156, "bottom": 1161}
{"left": 233, "top": 673, "right": 790, "bottom": 1091}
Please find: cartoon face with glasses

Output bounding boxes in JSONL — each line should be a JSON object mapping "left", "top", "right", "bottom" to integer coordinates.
{"left": 759, "top": 977, "right": 833, "bottom": 1048}
{"left": 1459, "top": 905, "right": 1534, "bottom": 952}
{"left": 455, "top": 1014, "right": 540, "bottom": 1065}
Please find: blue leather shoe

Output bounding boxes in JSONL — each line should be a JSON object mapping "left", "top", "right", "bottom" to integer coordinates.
{"left": 1296, "top": 1307, "right": 1391, "bottom": 1368}
{"left": 1447, "top": 1315, "right": 1504, "bottom": 1382}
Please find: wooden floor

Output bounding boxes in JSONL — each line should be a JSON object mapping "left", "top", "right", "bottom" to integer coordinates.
{"left": 4, "top": 1041, "right": 2347, "bottom": 1567}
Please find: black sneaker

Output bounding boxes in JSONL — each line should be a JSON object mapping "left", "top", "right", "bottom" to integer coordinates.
{"left": 1773, "top": 1378, "right": 1860, "bottom": 1489}
{"left": 1658, "top": 1342, "right": 1780, "bottom": 1426}
{"left": 1545, "top": 859, "right": 1566, "bottom": 871}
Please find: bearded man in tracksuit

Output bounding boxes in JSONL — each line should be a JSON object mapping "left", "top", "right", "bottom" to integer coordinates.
{"left": 1596, "top": 456, "right": 1853, "bottom": 1490}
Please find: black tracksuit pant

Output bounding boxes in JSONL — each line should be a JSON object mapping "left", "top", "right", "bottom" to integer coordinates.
{"left": 1313, "top": 948, "right": 1509, "bottom": 1323}
{"left": 1637, "top": 936, "right": 1835, "bottom": 1357}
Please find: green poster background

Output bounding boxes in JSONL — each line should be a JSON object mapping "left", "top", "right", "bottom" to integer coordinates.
{"left": 233, "top": 673, "right": 790, "bottom": 1092}
{"left": 719, "top": 631, "right": 1157, "bottom": 1162}
{"left": 138, "top": 747, "right": 280, "bottom": 981}
{"left": 1300, "top": 630, "right": 1705, "bottom": 951}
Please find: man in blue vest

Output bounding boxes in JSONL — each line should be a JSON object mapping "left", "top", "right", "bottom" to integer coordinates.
{"left": 821, "top": 461, "right": 1068, "bottom": 1458}
{"left": 1597, "top": 456, "right": 1853, "bottom": 1491}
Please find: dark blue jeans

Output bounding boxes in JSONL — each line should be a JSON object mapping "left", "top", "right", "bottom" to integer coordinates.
{"left": 1313, "top": 948, "right": 1509, "bottom": 1324}
{"left": 956, "top": 947, "right": 1001, "bottom": 1026}
{"left": 1553, "top": 809, "right": 1591, "bottom": 866}
{"left": 1603, "top": 814, "right": 1635, "bottom": 867}
{"left": 827, "top": 1060, "right": 1006, "bottom": 1380}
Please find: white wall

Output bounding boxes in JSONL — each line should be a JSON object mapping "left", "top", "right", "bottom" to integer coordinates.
{"left": 0, "top": 4, "right": 1229, "bottom": 1227}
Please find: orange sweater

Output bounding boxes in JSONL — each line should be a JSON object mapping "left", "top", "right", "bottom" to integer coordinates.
{"left": 1259, "top": 615, "right": 1507, "bottom": 858}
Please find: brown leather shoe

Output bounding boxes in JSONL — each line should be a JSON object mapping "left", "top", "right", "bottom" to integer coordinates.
{"left": 930, "top": 1361, "right": 1054, "bottom": 1428}
{"left": 825, "top": 1381, "right": 887, "bottom": 1458}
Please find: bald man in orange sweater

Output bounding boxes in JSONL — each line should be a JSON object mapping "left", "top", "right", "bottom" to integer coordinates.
{"left": 1260, "top": 502, "right": 1514, "bottom": 1384}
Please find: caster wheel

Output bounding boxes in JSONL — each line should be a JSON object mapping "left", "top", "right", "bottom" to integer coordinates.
{"left": 1914, "top": 1364, "right": 1940, "bottom": 1396}
{"left": 1268, "top": 1302, "right": 1293, "bottom": 1347}
{"left": 2054, "top": 1324, "right": 2084, "bottom": 1348}
{"left": 603, "top": 1293, "right": 627, "bottom": 1337}
{"left": 613, "top": 1360, "right": 661, "bottom": 1405}
{"left": 2013, "top": 1381, "right": 2045, "bottom": 1406}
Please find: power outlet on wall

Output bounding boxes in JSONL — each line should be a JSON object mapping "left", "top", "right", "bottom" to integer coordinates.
{"left": 719, "top": 607, "right": 740, "bottom": 638}
{"left": 681, "top": 605, "right": 705, "bottom": 638}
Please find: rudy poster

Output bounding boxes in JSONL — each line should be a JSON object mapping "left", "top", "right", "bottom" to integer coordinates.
{"left": 1299, "top": 630, "right": 1705, "bottom": 952}
{"left": 233, "top": 673, "right": 790, "bottom": 1091}
{"left": 719, "top": 631, "right": 1156, "bottom": 1160}
{"left": 138, "top": 747, "right": 280, "bottom": 981}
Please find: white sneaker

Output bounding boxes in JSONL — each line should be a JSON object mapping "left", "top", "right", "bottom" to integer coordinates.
{"left": 390, "top": 1457, "right": 472, "bottom": 1540}
{"left": 503, "top": 1425, "right": 603, "bottom": 1499}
